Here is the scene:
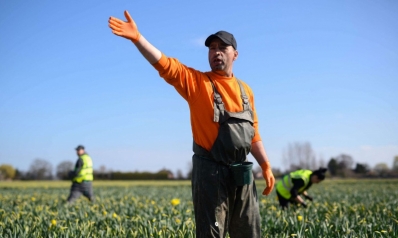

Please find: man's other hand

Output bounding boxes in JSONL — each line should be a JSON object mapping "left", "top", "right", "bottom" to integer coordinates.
{"left": 260, "top": 161, "right": 275, "bottom": 195}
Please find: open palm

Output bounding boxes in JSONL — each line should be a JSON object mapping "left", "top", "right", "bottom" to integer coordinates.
{"left": 108, "top": 10, "right": 140, "bottom": 42}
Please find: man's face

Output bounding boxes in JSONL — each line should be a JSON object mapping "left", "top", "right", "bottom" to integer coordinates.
{"left": 76, "top": 149, "right": 84, "bottom": 156}
{"left": 208, "top": 38, "right": 238, "bottom": 76}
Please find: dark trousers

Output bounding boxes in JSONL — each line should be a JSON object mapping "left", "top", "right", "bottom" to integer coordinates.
{"left": 276, "top": 190, "right": 298, "bottom": 209}
{"left": 191, "top": 154, "right": 261, "bottom": 238}
{"left": 67, "top": 181, "right": 94, "bottom": 203}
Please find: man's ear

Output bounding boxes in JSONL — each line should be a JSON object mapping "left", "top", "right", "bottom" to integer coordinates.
{"left": 233, "top": 50, "right": 238, "bottom": 61}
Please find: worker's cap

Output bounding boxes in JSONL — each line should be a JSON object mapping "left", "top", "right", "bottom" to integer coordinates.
{"left": 312, "top": 167, "right": 327, "bottom": 180}
{"left": 205, "top": 31, "right": 237, "bottom": 50}
{"left": 75, "top": 145, "right": 85, "bottom": 151}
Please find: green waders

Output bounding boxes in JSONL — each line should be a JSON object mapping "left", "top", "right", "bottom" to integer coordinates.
{"left": 192, "top": 78, "right": 261, "bottom": 238}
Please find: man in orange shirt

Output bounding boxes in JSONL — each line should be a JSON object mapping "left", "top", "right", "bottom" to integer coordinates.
{"left": 109, "top": 10, "right": 275, "bottom": 238}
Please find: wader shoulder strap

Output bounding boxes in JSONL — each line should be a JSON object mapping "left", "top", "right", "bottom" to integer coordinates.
{"left": 236, "top": 78, "right": 252, "bottom": 111}
{"left": 206, "top": 75, "right": 253, "bottom": 122}
{"left": 207, "top": 75, "right": 225, "bottom": 122}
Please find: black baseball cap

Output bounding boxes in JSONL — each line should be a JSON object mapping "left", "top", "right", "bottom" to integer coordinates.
{"left": 205, "top": 31, "right": 237, "bottom": 50}
{"left": 75, "top": 145, "right": 85, "bottom": 151}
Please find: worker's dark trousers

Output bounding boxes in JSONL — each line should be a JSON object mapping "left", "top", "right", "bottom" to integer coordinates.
{"left": 276, "top": 190, "right": 300, "bottom": 209}
{"left": 191, "top": 154, "right": 261, "bottom": 238}
{"left": 67, "top": 181, "right": 94, "bottom": 203}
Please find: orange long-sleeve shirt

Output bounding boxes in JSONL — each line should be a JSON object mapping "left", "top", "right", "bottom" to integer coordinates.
{"left": 152, "top": 54, "right": 262, "bottom": 151}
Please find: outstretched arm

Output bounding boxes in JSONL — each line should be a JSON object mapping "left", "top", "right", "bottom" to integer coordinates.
{"left": 108, "top": 10, "right": 161, "bottom": 64}
{"left": 251, "top": 141, "right": 275, "bottom": 195}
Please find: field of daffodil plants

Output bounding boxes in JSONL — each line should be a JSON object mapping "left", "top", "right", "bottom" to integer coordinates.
{"left": 0, "top": 179, "right": 397, "bottom": 237}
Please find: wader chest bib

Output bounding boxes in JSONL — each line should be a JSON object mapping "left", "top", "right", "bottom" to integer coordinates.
{"left": 193, "top": 77, "right": 255, "bottom": 165}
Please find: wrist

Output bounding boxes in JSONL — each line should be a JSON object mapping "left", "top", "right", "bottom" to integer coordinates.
{"left": 260, "top": 160, "right": 271, "bottom": 171}
{"left": 131, "top": 32, "right": 141, "bottom": 43}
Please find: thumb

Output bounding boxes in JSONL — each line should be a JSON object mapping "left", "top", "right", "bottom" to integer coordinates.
{"left": 124, "top": 10, "right": 133, "bottom": 22}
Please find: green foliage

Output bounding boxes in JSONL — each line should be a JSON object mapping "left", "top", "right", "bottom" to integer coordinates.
{"left": 0, "top": 164, "right": 16, "bottom": 180}
{"left": 353, "top": 163, "right": 369, "bottom": 174}
{"left": 0, "top": 180, "right": 397, "bottom": 237}
{"left": 327, "top": 158, "right": 338, "bottom": 176}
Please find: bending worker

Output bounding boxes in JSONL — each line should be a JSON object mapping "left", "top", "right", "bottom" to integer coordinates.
{"left": 67, "top": 145, "right": 95, "bottom": 203}
{"left": 275, "top": 167, "right": 327, "bottom": 209}
{"left": 108, "top": 10, "right": 275, "bottom": 238}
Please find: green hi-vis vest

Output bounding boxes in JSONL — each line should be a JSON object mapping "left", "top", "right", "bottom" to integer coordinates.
{"left": 276, "top": 170, "right": 312, "bottom": 199}
{"left": 73, "top": 154, "right": 93, "bottom": 183}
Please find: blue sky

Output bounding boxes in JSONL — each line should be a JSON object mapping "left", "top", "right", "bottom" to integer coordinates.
{"left": 1, "top": 0, "right": 397, "bottom": 175}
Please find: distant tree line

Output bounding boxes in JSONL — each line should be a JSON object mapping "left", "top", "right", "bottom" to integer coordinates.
{"left": 276, "top": 142, "right": 398, "bottom": 179}
{"left": 326, "top": 152, "right": 398, "bottom": 178}
{"left": 253, "top": 142, "right": 398, "bottom": 179}
{"left": 0, "top": 159, "right": 176, "bottom": 181}
{"left": 1, "top": 147, "right": 398, "bottom": 181}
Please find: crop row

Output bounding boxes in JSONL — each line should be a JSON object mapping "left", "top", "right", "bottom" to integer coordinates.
{"left": 0, "top": 180, "right": 397, "bottom": 237}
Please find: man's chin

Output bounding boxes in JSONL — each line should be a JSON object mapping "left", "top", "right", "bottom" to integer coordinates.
{"left": 211, "top": 69, "right": 228, "bottom": 76}
{"left": 211, "top": 65, "right": 224, "bottom": 71}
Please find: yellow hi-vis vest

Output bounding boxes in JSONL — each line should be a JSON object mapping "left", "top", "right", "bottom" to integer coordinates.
{"left": 276, "top": 169, "right": 312, "bottom": 199}
{"left": 73, "top": 154, "right": 93, "bottom": 183}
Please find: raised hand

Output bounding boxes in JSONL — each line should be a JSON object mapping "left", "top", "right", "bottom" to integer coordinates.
{"left": 260, "top": 161, "right": 275, "bottom": 195}
{"left": 108, "top": 10, "right": 141, "bottom": 43}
